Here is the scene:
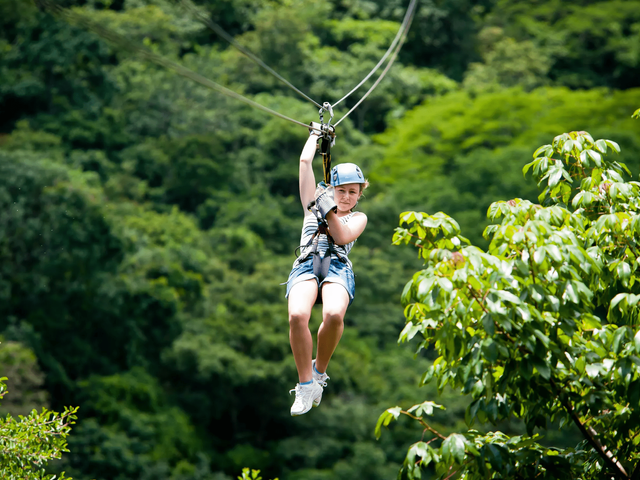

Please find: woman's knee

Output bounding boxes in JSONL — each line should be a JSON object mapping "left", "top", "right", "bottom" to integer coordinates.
{"left": 322, "top": 311, "right": 344, "bottom": 329}
{"left": 289, "top": 310, "right": 310, "bottom": 328}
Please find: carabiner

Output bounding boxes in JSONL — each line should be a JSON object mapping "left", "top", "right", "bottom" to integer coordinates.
{"left": 318, "top": 102, "right": 336, "bottom": 147}
{"left": 322, "top": 102, "right": 334, "bottom": 125}
{"left": 318, "top": 102, "right": 334, "bottom": 127}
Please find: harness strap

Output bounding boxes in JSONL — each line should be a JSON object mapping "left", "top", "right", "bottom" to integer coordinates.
{"left": 298, "top": 208, "right": 347, "bottom": 281}
{"left": 316, "top": 108, "right": 335, "bottom": 185}
{"left": 320, "top": 136, "right": 331, "bottom": 185}
{"left": 313, "top": 250, "right": 332, "bottom": 281}
{"left": 295, "top": 207, "right": 349, "bottom": 305}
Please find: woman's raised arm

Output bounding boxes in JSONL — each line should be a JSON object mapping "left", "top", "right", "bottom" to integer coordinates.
{"left": 299, "top": 134, "right": 320, "bottom": 210}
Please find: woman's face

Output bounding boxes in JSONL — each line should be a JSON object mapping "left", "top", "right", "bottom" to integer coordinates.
{"left": 334, "top": 183, "right": 362, "bottom": 212}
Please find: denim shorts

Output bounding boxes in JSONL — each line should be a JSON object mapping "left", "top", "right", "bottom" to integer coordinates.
{"left": 284, "top": 256, "right": 355, "bottom": 305}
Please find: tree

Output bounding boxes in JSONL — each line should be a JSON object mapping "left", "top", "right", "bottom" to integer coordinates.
{"left": 5, "top": 1, "right": 640, "bottom": 478}
{"left": 463, "top": 27, "right": 551, "bottom": 91}
{"left": 378, "top": 126, "right": 640, "bottom": 478}
{"left": 0, "top": 339, "right": 49, "bottom": 418}
{"left": 0, "top": 375, "right": 77, "bottom": 480}
{"left": 368, "top": 87, "right": 640, "bottom": 245}
{"left": 476, "top": 0, "right": 640, "bottom": 90}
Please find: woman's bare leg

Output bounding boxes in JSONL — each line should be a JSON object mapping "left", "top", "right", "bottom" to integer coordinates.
{"left": 288, "top": 279, "right": 318, "bottom": 383}
{"left": 315, "top": 283, "right": 350, "bottom": 373}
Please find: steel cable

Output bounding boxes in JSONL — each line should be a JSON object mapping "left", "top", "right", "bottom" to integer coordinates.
{"left": 42, "top": 0, "right": 415, "bottom": 135}
{"left": 331, "top": 0, "right": 418, "bottom": 109}
{"left": 181, "top": 0, "right": 418, "bottom": 118}
{"left": 39, "top": 1, "right": 321, "bottom": 133}
{"left": 179, "top": 0, "right": 322, "bottom": 109}
{"left": 333, "top": 3, "right": 416, "bottom": 127}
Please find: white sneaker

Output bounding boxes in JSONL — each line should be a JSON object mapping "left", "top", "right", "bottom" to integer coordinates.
{"left": 290, "top": 379, "right": 323, "bottom": 416}
{"left": 311, "top": 359, "right": 330, "bottom": 407}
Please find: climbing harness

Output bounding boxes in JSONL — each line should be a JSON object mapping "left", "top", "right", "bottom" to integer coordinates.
{"left": 294, "top": 205, "right": 349, "bottom": 306}
{"left": 298, "top": 162, "right": 365, "bottom": 287}
{"left": 302, "top": 208, "right": 347, "bottom": 284}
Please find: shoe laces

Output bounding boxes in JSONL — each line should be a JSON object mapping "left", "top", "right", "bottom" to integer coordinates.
{"left": 314, "top": 371, "right": 329, "bottom": 387}
{"left": 289, "top": 382, "right": 317, "bottom": 400}
{"left": 315, "top": 376, "right": 328, "bottom": 388}
{"left": 312, "top": 361, "right": 330, "bottom": 387}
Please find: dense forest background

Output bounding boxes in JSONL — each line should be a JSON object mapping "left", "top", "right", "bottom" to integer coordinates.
{"left": 1, "top": 0, "right": 640, "bottom": 479}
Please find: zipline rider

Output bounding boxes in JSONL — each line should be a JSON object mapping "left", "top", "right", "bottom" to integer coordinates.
{"left": 284, "top": 129, "right": 369, "bottom": 416}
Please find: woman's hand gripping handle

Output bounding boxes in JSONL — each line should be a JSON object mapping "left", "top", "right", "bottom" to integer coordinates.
{"left": 314, "top": 183, "right": 336, "bottom": 219}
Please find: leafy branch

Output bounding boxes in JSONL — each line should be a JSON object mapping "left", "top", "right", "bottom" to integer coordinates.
{"left": 550, "top": 378, "right": 628, "bottom": 479}
{"left": 386, "top": 131, "right": 640, "bottom": 479}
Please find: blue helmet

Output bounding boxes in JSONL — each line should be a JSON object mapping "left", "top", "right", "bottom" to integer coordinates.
{"left": 330, "top": 163, "right": 365, "bottom": 187}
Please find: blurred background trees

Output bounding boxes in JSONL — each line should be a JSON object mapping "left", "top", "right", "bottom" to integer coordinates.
{"left": 0, "top": 0, "right": 639, "bottom": 478}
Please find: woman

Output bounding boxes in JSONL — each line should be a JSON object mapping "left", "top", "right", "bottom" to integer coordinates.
{"left": 285, "top": 131, "right": 368, "bottom": 416}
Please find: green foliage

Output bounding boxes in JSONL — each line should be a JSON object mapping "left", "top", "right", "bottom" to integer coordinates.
{"left": 80, "top": 0, "right": 205, "bottom": 50}
{"left": 66, "top": 368, "right": 201, "bottom": 479}
{"left": 463, "top": 27, "right": 551, "bottom": 91}
{"left": 0, "top": 7, "right": 117, "bottom": 140}
{"left": 383, "top": 131, "right": 640, "bottom": 478}
{"left": 481, "top": 0, "right": 640, "bottom": 89}
{"left": 0, "top": 377, "right": 77, "bottom": 480}
{"left": 0, "top": 339, "right": 49, "bottom": 418}
{"left": 326, "top": 0, "right": 495, "bottom": 81}
{"left": 370, "top": 87, "right": 640, "bottom": 245}
{"left": 2, "top": 0, "right": 640, "bottom": 479}
{"left": 237, "top": 468, "right": 277, "bottom": 480}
